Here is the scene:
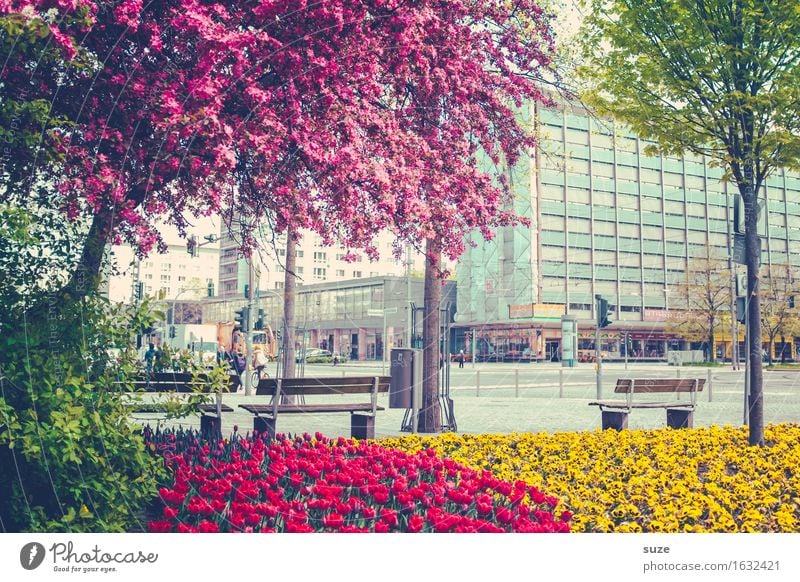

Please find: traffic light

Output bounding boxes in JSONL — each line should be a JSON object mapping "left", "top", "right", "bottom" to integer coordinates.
{"left": 244, "top": 284, "right": 250, "bottom": 299}
{"left": 169, "top": 325, "right": 176, "bottom": 339}
{"left": 234, "top": 307, "right": 250, "bottom": 332}
{"left": 187, "top": 235, "right": 199, "bottom": 257}
{"left": 595, "top": 294, "right": 612, "bottom": 328}
{"left": 790, "top": 296, "right": 795, "bottom": 309}
{"left": 254, "top": 309, "right": 265, "bottom": 330}
{"left": 736, "top": 296, "right": 747, "bottom": 324}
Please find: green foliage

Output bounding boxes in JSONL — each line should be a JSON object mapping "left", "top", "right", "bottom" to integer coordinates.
{"left": 0, "top": 297, "right": 168, "bottom": 532}
{"left": 579, "top": 0, "right": 800, "bottom": 189}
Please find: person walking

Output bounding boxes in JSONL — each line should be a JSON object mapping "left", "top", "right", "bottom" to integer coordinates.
{"left": 458, "top": 349, "right": 465, "bottom": 368}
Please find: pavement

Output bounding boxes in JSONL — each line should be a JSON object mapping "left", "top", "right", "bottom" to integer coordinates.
{"left": 139, "top": 361, "right": 800, "bottom": 439}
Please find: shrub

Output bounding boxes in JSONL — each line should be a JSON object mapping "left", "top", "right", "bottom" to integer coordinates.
{"left": 0, "top": 297, "right": 166, "bottom": 532}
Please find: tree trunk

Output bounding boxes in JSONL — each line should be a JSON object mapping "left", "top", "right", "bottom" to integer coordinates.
{"left": 768, "top": 339, "right": 774, "bottom": 365}
{"left": 281, "top": 229, "right": 297, "bottom": 403}
{"left": 781, "top": 335, "right": 786, "bottom": 364}
{"left": 743, "top": 162, "right": 764, "bottom": 446}
{"left": 60, "top": 208, "right": 114, "bottom": 301}
{"left": 708, "top": 322, "right": 716, "bottom": 363}
{"left": 419, "top": 238, "right": 442, "bottom": 433}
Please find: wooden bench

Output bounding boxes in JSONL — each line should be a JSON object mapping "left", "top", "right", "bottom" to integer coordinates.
{"left": 239, "top": 376, "right": 390, "bottom": 439}
{"left": 589, "top": 378, "right": 705, "bottom": 430}
{"left": 122, "top": 373, "right": 238, "bottom": 438}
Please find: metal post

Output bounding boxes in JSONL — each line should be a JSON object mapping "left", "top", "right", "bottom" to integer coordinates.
{"left": 244, "top": 258, "right": 255, "bottom": 396}
{"left": 624, "top": 331, "right": 629, "bottom": 370}
{"left": 382, "top": 309, "right": 387, "bottom": 376}
{"left": 595, "top": 323, "right": 602, "bottom": 400}
{"left": 472, "top": 329, "right": 477, "bottom": 369}
{"left": 707, "top": 368, "right": 713, "bottom": 402}
{"left": 744, "top": 295, "right": 750, "bottom": 425}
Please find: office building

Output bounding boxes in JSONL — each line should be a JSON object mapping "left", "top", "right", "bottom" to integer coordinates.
{"left": 455, "top": 101, "right": 800, "bottom": 361}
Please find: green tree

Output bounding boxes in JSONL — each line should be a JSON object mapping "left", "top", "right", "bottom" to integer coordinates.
{"left": 580, "top": 0, "right": 800, "bottom": 445}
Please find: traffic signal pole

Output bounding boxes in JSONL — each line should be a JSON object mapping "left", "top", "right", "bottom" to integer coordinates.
{"left": 595, "top": 319, "right": 602, "bottom": 400}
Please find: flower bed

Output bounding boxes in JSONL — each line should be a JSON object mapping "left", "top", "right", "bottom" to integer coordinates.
{"left": 145, "top": 428, "right": 571, "bottom": 533}
{"left": 381, "top": 424, "right": 800, "bottom": 533}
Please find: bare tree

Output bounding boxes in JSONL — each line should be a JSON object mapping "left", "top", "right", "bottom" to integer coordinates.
{"left": 760, "top": 264, "right": 799, "bottom": 365}
{"left": 667, "top": 253, "right": 731, "bottom": 362}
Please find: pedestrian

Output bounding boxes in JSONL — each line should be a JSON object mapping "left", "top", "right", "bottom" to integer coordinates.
{"left": 144, "top": 343, "right": 156, "bottom": 374}
{"left": 252, "top": 346, "right": 267, "bottom": 380}
{"left": 333, "top": 353, "right": 339, "bottom": 366}
{"left": 458, "top": 349, "right": 465, "bottom": 368}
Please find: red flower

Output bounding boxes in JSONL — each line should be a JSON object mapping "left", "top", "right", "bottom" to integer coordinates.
{"left": 380, "top": 508, "right": 398, "bottom": 527}
{"left": 323, "top": 512, "right": 345, "bottom": 530}
{"left": 374, "top": 521, "right": 390, "bottom": 533}
{"left": 407, "top": 514, "right": 425, "bottom": 533}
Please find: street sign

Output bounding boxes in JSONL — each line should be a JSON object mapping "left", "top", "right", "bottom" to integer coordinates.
{"left": 732, "top": 233, "right": 761, "bottom": 266}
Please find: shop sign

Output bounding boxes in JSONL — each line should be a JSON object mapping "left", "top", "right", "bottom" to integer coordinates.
{"left": 534, "top": 303, "right": 566, "bottom": 319}
{"left": 643, "top": 309, "right": 688, "bottom": 322}
{"left": 508, "top": 303, "right": 534, "bottom": 319}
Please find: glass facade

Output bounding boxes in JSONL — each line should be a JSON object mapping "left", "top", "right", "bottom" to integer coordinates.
{"left": 455, "top": 102, "right": 800, "bottom": 360}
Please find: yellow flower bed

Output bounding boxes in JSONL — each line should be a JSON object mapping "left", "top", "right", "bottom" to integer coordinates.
{"left": 379, "top": 424, "right": 800, "bottom": 533}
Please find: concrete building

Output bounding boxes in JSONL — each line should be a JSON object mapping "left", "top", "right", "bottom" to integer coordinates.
{"left": 218, "top": 223, "right": 425, "bottom": 299}
{"left": 107, "top": 221, "right": 220, "bottom": 304}
{"left": 455, "top": 101, "right": 800, "bottom": 361}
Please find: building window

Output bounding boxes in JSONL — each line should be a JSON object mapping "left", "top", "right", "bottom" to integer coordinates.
{"left": 314, "top": 251, "right": 327, "bottom": 261}
{"left": 278, "top": 248, "right": 286, "bottom": 256}
{"left": 353, "top": 271, "right": 362, "bottom": 278}
{"left": 370, "top": 272, "right": 379, "bottom": 277}
{"left": 178, "top": 276, "right": 186, "bottom": 282}
{"left": 336, "top": 269, "right": 345, "bottom": 277}
{"left": 620, "top": 305, "right": 641, "bottom": 312}
{"left": 274, "top": 281, "right": 284, "bottom": 289}
{"left": 314, "top": 267, "right": 326, "bottom": 278}
{"left": 296, "top": 250, "right": 304, "bottom": 258}
{"left": 160, "top": 274, "right": 170, "bottom": 282}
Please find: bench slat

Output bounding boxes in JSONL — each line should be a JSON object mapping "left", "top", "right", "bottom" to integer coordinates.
{"left": 589, "top": 401, "right": 695, "bottom": 409}
{"left": 255, "top": 377, "right": 390, "bottom": 396}
{"left": 614, "top": 379, "right": 705, "bottom": 393}
{"left": 239, "top": 403, "right": 385, "bottom": 415}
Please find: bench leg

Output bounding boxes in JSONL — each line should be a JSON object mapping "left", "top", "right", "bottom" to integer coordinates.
{"left": 667, "top": 408, "right": 693, "bottom": 429}
{"left": 200, "top": 415, "right": 221, "bottom": 441}
{"left": 601, "top": 410, "right": 629, "bottom": 431}
{"left": 351, "top": 414, "right": 375, "bottom": 440}
{"left": 254, "top": 416, "right": 276, "bottom": 440}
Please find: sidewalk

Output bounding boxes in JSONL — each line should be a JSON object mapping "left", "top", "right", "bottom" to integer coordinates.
{"left": 147, "top": 370, "right": 800, "bottom": 441}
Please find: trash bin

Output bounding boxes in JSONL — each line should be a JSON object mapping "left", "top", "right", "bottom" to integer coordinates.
{"left": 390, "top": 348, "right": 419, "bottom": 409}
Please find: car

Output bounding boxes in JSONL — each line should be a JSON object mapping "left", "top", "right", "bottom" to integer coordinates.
{"left": 296, "top": 348, "right": 333, "bottom": 363}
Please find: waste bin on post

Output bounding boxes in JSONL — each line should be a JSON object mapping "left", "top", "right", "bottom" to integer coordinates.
{"left": 390, "top": 348, "right": 422, "bottom": 432}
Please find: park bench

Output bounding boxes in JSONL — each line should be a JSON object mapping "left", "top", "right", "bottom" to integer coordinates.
{"left": 239, "top": 376, "right": 390, "bottom": 439}
{"left": 122, "top": 372, "right": 237, "bottom": 438}
{"left": 588, "top": 378, "right": 705, "bottom": 430}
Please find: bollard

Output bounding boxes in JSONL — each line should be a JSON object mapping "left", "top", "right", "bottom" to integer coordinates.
{"left": 515, "top": 368, "right": 520, "bottom": 398}
{"left": 559, "top": 368, "right": 563, "bottom": 398}
{"left": 707, "top": 368, "right": 713, "bottom": 402}
{"left": 676, "top": 367, "right": 681, "bottom": 379}
{"left": 476, "top": 370, "right": 480, "bottom": 397}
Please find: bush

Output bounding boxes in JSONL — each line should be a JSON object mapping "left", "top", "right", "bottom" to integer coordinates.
{"left": 0, "top": 297, "right": 166, "bottom": 532}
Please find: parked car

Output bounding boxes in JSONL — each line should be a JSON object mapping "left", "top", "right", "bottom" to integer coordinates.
{"left": 296, "top": 348, "right": 333, "bottom": 363}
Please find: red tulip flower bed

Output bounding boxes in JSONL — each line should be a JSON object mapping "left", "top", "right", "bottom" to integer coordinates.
{"left": 144, "top": 428, "right": 571, "bottom": 533}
